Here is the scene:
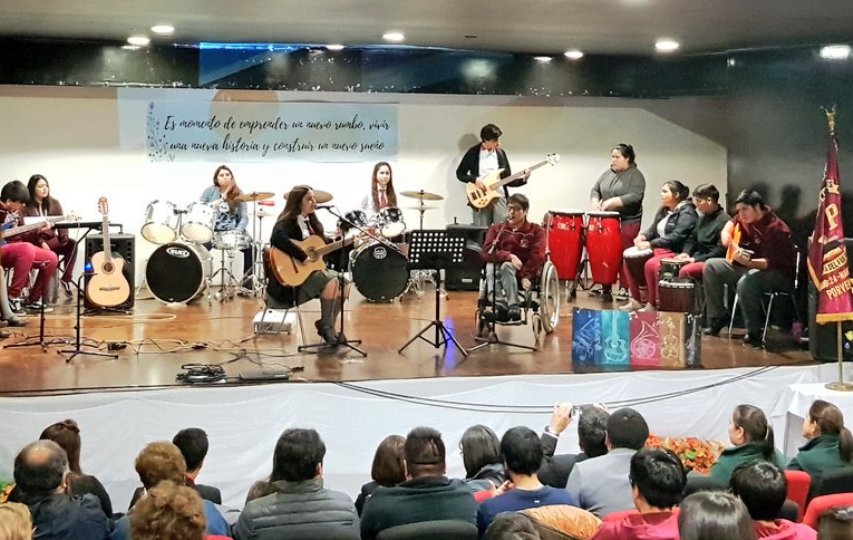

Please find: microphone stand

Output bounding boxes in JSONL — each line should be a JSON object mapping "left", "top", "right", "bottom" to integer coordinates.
{"left": 302, "top": 206, "right": 366, "bottom": 357}
{"left": 3, "top": 289, "right": 72, "bottom": 352}
{"left": 59, "top": 273, "right": 119, "bottom": 363}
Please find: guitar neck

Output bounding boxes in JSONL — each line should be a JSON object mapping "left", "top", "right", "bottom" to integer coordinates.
{"left": 314, "top": 236, "right": 353, "bottom": 256}
{"left": 493, "top": 159, "right": 551, "bottom": 189}
{"left": 101, "top": 214, "right": 112, "bottom": 259}
{"left": 0, "top": 216, "right": 63, "bottom": 239}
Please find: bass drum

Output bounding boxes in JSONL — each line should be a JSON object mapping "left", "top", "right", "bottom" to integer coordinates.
{"left": 351, "top": 241, "right": 409, "bottom": 302}
{"left": 146, "top": 243, "right": 212, "bottom": 303}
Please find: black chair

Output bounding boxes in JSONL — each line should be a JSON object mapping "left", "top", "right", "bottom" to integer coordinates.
{"left": 811, "top": 467, "right": 853, "bottom": 499}
{"left": 376, "top": 519, "right": 478, "bottom": 540}
{"left": 777, "top": 499, "right": 800, "bottom": 522}
{"left": 683, "top": 473, "right": 727, "bottom": 496}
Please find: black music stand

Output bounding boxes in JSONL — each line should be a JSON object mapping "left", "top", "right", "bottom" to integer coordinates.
{"left": 399, "top": 230, "right": 468, "bottom": 357}
{"left": 59, "top": 273, "right": 118, "bottom": 363}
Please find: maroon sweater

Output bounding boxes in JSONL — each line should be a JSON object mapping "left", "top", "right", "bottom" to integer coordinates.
{"left": 482, "top": 220, "right": 545, "bottom": 281}
{"left": 25, "top": 199, "right": 70, "bottom": 249}
{"left": 732, "top": 210, "right": 796, "bottom": 279}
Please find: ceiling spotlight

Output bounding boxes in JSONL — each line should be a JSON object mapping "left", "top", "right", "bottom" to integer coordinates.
{"left": 326, "top": 44, "right": 345, "bottom": 51}
{"left": 820, "top": 44, "right": 851, "bottom": 60}
{"left": 382, "top": 31, "right": 405, "bottom": 42}
{"left": 150, "top": 24, "right": 174, "bottom": 35}
{"left": 655, "top": 38, "right": 680, "bottom": 52}
{"left": 534, "top": 56, "right": 552, "bottom": 63}
{"left": 564, "top": 49, "right": 584, "bottom": 60}
{"left": 127, "top": 35, "right": 150, "bottom": 47}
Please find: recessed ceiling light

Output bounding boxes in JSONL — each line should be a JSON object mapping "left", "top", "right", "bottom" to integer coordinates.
{"left": 150, "top": 24, "right": 174, "bottom": 35}
{"left": 122, "top": 45, "right": 141, "bottom": 51}
{"left": 326, "top": 44, "right": 345, "bottom": 51}
{"left": 655, "top": 38, "right": 680, "bottom": 52}
{"left": 382, "top": 31, "right": 405, "bottom": 42}
{"left": 564, "top": 49, "right": 584, "bottom": 60}
{"left": 534, "top": 56, "right": 552, "bottom": 63}
{"left": 127, "top": 35, "right": 150, "bottom": 47}
{"left": 820, "top": 44, "right": 851, "bottom": 60}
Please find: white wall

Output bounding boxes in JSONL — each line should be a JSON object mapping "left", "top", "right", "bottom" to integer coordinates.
{"left": 0, "top": 87, "right": 727, "bottom": 284}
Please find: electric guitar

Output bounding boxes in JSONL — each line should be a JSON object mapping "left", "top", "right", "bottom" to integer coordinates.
{"left": 0, "top": 215, "right": 73, "bottom": 246}
{"left": 466, "top": 153, "right": 560, "bottom": 209}
{"left": 269, "top": 234, "right": 355, "bottom": 287}
{"left": 86, "top": 197, "right": 130, "bottom": 307}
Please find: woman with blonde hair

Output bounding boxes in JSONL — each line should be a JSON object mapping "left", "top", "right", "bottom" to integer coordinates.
{"left": 0, "top": 502, "right": 33, "bottom": 540}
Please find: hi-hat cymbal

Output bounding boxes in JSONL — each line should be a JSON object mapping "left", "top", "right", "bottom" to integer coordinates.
{"left": 399, "top": 190, "right": 444, "bottom": 202}
{"left": 281, "top": 190, "right": 334, "bottom": 204}
{"left": 236, "top": 191, "right": 274, "bottom": 203}
{"left": 406, "top": 205, "right": 437, "bottom": 211}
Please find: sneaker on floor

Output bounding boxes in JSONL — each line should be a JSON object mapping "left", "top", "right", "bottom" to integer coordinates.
{"left": 25, "top": 300, "right": 54, "bottom": 313}
{"left": 8, "top": 298, "right": 25, "bottom": 316}
{"left": 614, "top": 288, "right": 630, "bottom": 300}
{"left": 507, "top": 304, "right": 522, "bottom": 321}
{"left": 61, "top": 280, "right": 74, "bottom": 298}
{"left": 618, "top": 299, "right": 643, "bottom": 312}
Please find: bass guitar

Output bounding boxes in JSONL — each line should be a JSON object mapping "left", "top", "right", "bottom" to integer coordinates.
{"left": 466, "top": 153, "right": 560, "bottom": 209}
{"left": 86, "top": 197, "right": 131, "bottom": 307}
{"left": 269, "top": 235, "right": 355, "bottom": 287}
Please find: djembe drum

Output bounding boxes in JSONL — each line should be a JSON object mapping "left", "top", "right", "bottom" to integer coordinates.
{"left": 658, "top": 279, "right": 696, "bottom": 312}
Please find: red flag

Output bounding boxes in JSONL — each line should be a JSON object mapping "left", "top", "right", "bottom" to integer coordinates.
{"left": 808, "top": 112, "right": 853, "bottom": 323}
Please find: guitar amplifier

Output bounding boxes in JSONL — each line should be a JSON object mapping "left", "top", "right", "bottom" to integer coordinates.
{"left": 445, "top": 224, "right": 487, "bottom": 291}
{"left": 84, "top": 233, "right": 135, "bottom": 310}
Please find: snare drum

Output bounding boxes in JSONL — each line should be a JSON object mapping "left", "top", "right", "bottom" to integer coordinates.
{"left": 658, "top": 279, "right": 696, "bottom": 312}
{"left": 546, "top": 209, "right": 584, "bottom": 280}
{"left": 378, "top": 207, "right": 406, "bottom": 238}
{"left": 146, "top": 242, "right": 212, "bottom": 303}
{"left": 182, "top": 202, "right": 216, "bottom": 243}
{"left": 141, "top": 200, "right": 178, "bottom": 244}
{"left": 586, "top": 211, "right": 622, "bottom": 285}
{"left": 623, "top": 246, "right": 654, "bottom": 287}
{"left": 350, "top": 241, "right": 409, "bottom": 302}
{"left": 213, "top": 230, "right": 252, "bottom": 251}
{"left": 658, "top": 258, "right": 687, "bottom": 282}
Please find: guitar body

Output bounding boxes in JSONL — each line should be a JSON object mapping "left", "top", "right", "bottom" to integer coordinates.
{"left": 86, "top": 251, "right": 131, "bottom": 307}
{"left": 269, "top": 235, "right": 331, "bottom": 287}
{"left": 466, "top": 169, "right": 506, "bottom": 209}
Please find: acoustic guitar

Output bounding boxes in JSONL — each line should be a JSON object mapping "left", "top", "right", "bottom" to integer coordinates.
{"left": 0, "top": 215, "right": 73, "bottom": 246}
{"left": 269, "top": 235, "right": 354, "bottom": 287}
{"left": 465, "top": 153, "right": 560, "bottom": 209}
{"left": 86, "top": 197, "right": 131, "bottom": 307}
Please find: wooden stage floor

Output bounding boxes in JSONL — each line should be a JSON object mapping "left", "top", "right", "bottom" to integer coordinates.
{"left": 0, "top": 284, "right": 815, "bottom": 396}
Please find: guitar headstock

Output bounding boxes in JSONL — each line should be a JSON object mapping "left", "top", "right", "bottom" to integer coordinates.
{"left": 64, "top": 211, "right": 80, "bottom": 223}
{"left": 97, "top": 197, "right": 109, "bottom": 217}
{"left": 546, "top": 153, "right": 561, "bottom": 166}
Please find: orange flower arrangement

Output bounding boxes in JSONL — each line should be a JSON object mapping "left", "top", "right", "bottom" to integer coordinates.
{"left": 646, "top": 434, "right": 725, "bottom": 475}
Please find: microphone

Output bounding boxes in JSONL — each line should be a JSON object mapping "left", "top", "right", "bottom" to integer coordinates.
{"left": 315, "top": 204, "right": 335, "bottom": 210}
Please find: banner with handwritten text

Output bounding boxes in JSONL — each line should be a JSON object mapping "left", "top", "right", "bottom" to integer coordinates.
{"left": 144, "top": 101, "right": 397, "bottom": 163}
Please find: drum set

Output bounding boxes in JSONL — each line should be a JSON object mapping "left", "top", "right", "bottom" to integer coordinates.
{"left": 140, "top": 192, "right": 272, "bottom": 304}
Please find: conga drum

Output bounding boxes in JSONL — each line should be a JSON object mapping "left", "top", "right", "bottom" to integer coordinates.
{"left": 658, "top": 258, "right": 687, "bottom": 282}
{"left": 586, "top": 211, "right": 622, "bottom": 285}
{"left": 623, "top": 246, "right": 654, "bottom": 288}
{"left": 546, "top": 209, "right": 585, "bottom": 280}
{"left": 658, "top": 279, "right": 696, "bottom": 312}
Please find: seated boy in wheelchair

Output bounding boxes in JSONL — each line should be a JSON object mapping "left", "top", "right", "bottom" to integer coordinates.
{"left": 480, "top": 194, "right": 546, "bottom": 322}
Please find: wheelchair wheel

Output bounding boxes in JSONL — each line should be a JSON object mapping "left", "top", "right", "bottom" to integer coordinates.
{"left": 539, "top": 260, "right": 560, "bottom": 334}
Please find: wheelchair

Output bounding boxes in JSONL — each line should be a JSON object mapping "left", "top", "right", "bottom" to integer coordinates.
{"left": 473, "top": 258, "right": 560, "bottom": 350}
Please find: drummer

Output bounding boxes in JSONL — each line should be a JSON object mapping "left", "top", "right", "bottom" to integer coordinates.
{"left": 620, "top": 181, "right": 697, "bottom": 312}
{"left": 672, "top": 184, "right": 730, "bottom": 280}
{"left": 200, "top": 165, "right": 253, "bottom": 290}
{"left": 590, "top": 144, "right": 646, "bottom": 299}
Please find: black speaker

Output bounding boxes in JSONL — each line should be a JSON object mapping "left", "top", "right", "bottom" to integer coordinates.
{"left": 84, "top": 233, "right": 135, "bottom": 310}
{"left": 808, "top": 238, "right": 853, "bottom": 362}
{"left": 445, "top": 224, "right": 488, "bottom": 291}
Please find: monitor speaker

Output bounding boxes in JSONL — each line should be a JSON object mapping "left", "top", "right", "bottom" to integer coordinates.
{"left": 445, "top": 224, "right": 488, "bottom": 291}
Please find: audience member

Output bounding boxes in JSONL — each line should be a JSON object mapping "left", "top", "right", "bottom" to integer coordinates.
{"left": 173, "top": 428, "right": 222, "bottom": 504}
{"left": 678, "top": 491, "right": 757, "bottom": 540}
{"left": 817, "top": 506, "right": 853, "bottom": 539}
{"left": 233, "top": 428, "right": 359, "bottom": 540}
{"left": 0, "top": 502, "right": 33, "bottom": 540}
{"left": 787, "top": 400, "right": 853, "bottom": 478}
{"left": 567, "top": 407, "right": 649, "bottom": 517}
{"left": 730, "top": 461, "right": 817, "bottom": 540}
{"left": 482, "top": 512, "right": 541, "bottom": 540}
{"left": 111, "top": 442, "right": 228, "bottom": 540}
{"left": 477, "top": 426, "right": 577, "bottom": 534}
{"left": 11, "top": 440, "right": 109, "bottom": 540}
{"left": 355, "top": 434, "right": 406, "bottom": 515}
{"left": 461, "top": 425, "right": 506, "bottom": 491}
{"left": 129, "top": 481, "right": 231, "bottom": 540}
{"left": 39, "top": 419, "right": 113, "bottom": 518}
{"left": 591, "top": 447, "right": 685, "bottom": 540}
{"left": 539, "top": 403, "right": 610, "bottom": 489}
{"left": 710, "top": 404, "right": 786, "bottom": 484}
{"left": 360, "top": 426, "right": 477, "bottom": 539}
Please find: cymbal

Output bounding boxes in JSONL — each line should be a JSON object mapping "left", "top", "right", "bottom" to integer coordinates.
{"left": 407, "top": 205, "right": 437, "bottom": 211}
{"left": 399, "top": 190, "right": 444, "bottom": 202}
{"left": 236, "top": 191, "right": 274, "bottom": 203}
{"left": 281, "top": 190, "right": 333, "bottom": 204}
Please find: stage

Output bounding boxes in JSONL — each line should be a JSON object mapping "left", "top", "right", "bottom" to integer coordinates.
{"left": 0, "top": 283, "right": 816, "bottom": 395}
